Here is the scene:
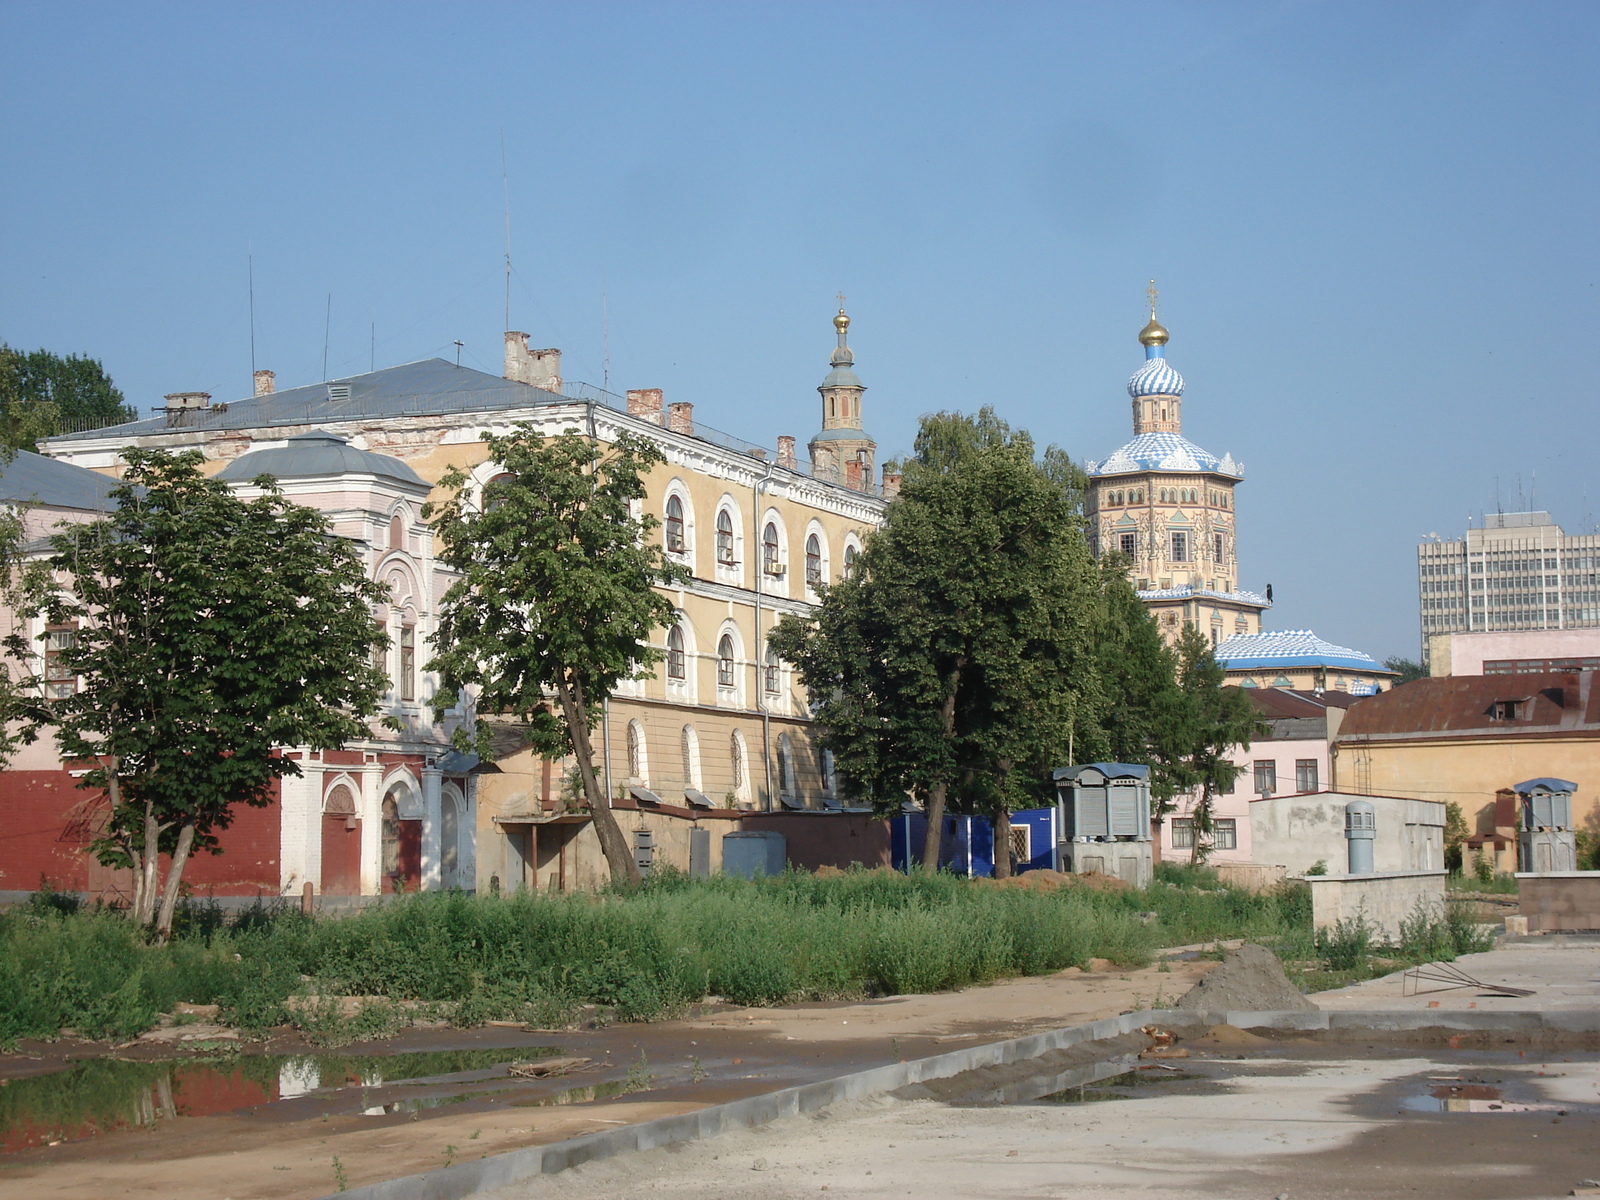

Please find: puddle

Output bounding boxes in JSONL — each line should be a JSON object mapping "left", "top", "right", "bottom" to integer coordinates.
{"left": 0, "top": 1046, "right": 558, "bottom": 1153}
{"left": 1039, "top": 1067, "right": 1208, "bottom": 1104}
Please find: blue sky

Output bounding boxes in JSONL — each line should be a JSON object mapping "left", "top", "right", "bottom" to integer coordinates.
{"left": 3, "top": 1, "right": 1597, "bottom": 662}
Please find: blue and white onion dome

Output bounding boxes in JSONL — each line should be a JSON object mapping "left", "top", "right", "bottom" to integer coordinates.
{"left": 1127, "top": 314, "right": 1184, "bottom": 397}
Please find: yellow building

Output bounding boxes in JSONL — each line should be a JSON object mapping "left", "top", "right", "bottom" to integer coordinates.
{"left": 1085, "top": 296, "right": 1268, "bottom": 646}
{"left": 44, "top": 310, "right": 891, "bottom": 892}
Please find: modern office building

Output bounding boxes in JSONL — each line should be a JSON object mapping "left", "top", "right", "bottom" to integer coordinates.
{"left": 1417, "top": 512, "right": 1600, "bottom": 667}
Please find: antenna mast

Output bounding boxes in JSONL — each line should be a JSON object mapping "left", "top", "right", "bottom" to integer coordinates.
{"left": 502, "top": 129, "right": 512, "bottom": 333}
{"left": 248, "top": 248, "right": 257, "bottom": 385}
{"left": 602, "top": 287, "right": 611, "bottom": 392}
{"left": 322, "top": 294, "right": 331, "bottom": 381}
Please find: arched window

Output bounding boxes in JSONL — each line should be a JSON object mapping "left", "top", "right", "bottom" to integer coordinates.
{"left": 805, "top": 534, "right": 822, "bottom": 586}
{"left": 717, "top": 634, "right": 736, "bottom": 687}
{"left": 399, "top": 624, "right": 416, "bottom": 701}
{"left": 484, "top": 471, "right": 515, "bottom": 510}
{"left": 627, "top": 720, "right": 647, "bottom": 782}
{"left": 681, "top": 724, "right": 700, "bottom": 790}
{"left": 389, "top": 514, "right": 404, "bottom": 551}
{"left": 843, "top": 544, "right": 858, "bottom": 579}
{"left": 821, "top": 748, "right": 836, "bottom": 796}
{"left": 764, "top": 648, "right": 780, "bottom": 694}
{"left": 716, "top": 509, "right": 736, "bottom": 565}
{"left": 777, "top": 734, "right": 795, "bottom": 796}
{"left": 667, "top": 626, "right": 686, "bottom": 679}
{"left": 665, "top": 495, "right": 686, "bottom": 553}
{"left": 762, "top": 522, "right": 781, "bottom": 574}
{"left": 730, "top": 731, "right": 745, "bottom": 792}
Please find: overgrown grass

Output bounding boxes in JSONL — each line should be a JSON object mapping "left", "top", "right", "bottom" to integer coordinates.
{"left": 0, "top": 868, "right": 1500, "bottom": 1046}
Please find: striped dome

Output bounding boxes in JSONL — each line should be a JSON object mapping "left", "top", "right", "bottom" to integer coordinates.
{"left": 1127, "top": 357, "right": 1185, "bottom": 398}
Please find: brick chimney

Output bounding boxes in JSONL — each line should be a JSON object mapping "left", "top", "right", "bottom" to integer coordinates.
{"left": 626, "top": 388, "right": 664, "bottom": 425}
{"left": 253, "top": 369, "right": 275, "bottom": 397}
{"left": 776, "top": 436, "right": 796, "bottom": 469}
{"left": 668, "top": 402, "right": 694, "bottom": 435}
{"left": 503, "top": 332, "right": 562, "bottom": 391}
{"left": 844, "top": 458, "right": 863, "bottom": 490}
{"left": 163, "top": 391, "right": 212, "bottom": 429}
{"left": 881, "top": 465, "right": 902, "bottom": 500}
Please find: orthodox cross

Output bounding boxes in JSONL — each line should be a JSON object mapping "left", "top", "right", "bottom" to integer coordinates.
{"left": 837, "top": 291, "right": 847, "bottom": 311}
{"left": 1146, "top": 279, "right": 1159, "bottom": 318}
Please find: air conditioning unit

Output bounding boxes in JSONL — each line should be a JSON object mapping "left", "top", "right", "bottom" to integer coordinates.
{"left": 764, "top": 561, "right": 786, "bottom": 576}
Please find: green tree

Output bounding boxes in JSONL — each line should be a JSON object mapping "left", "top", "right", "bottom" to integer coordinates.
{"left": 1443, "top": 800, "right": 1470, "bottom": 873}
{"left": 1155, "top": 626, "right": 1263, "bottom": 864}
{"left": 1090, "top": 560, "right": 1182, "bottom": 790}
{"left": 770, "top": 408, "right": 1103, "bottom": 876}
{"left": 39, "top": 449, "right": 390, "bottom": 937}
{"left": 1383, "top": 655, "right": 1427, "bottom": 685}
{"left": 426, "top": 424, "right": 687, "bottom": 885}
{"left": 0, "top": 345, "right": 137, "bottom": 450}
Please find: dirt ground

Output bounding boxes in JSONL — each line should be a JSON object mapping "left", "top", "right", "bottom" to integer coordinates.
{"left": 487, "top": 1046, "right": 1600, "bottom": 1200}
{"left": 0, "top": 954, "right": 1215, "bottom": 1200}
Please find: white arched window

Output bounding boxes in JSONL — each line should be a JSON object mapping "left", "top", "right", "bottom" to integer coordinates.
{"left": 843, "top": 544, "right": 859, "bottom": 579}
{"left": 680, "top": 724, "right": 701, "bottom": 790}
{"left": 805, "top": 534, "right": 823, "bottom": 587}
{"left": 762, "top": 522, "right": 781, "bottom": 575}
{"left": 716, "top": 508, "right": 736, "bottom": 565}
{"left": 667, "top": 626, "right": 686, "bottom": 679}
{"left": 717, "top": 633, "right": 736, "bottom": 688}
{"left": 821, "top": 748, "right": 837, "bottom": 796}
{"left": 665, "top": 494, "right": 686, "bottom": 553}
{"left": 730, "top": 730, "right": 745, "bottom": 793}
{"left": 627, "top": 719, "right": 649, "bottom": 783}
{"left": 777, "top": 734, "right": 796, "bottom": 797}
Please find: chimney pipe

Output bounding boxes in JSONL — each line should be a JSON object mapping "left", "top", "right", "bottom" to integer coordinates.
{"left": 881, "top": 465, "right": 902, "bottom": 500}
{"left": 253, "top": 369, "right": 275, "bottom": 397}
{"left": 626, "top": 388, "right": 665, "bottom": 425}
{"left": 776, "top": 436, "right": 796, "bottom": 469}
{"left": 163, "top": 392, "right": 212, "bottom": 430}
{"left": 503, "top": 331, "right": 562, "bottom": 391}
{"left": 668, "top": 402, "right": 694, "bottom": 436}
{"left": 844, "top": 459, "right": 863, "bottom": 490}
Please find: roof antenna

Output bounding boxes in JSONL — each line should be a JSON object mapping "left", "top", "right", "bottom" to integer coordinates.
{"left": 248, "top": 246, "right": 257, "bottom": 389}
{"left": 454, "top": 340, "right": 464, "bottom": 368}
{"left": 602, "top": 283, "right": 611, "bottom": 393}
{"left": 502, "top": 128, "right": 512, "bottom": 334}
{"left": 322, "top": 293, "right": 331, "bottom": 382}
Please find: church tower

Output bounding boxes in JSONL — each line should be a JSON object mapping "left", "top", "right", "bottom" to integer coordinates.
{"left": 1084, "top": 284, "right": 1268, "bottom": 646}
{"left": 808, "top": 301, "right": 876, "bottom": 490}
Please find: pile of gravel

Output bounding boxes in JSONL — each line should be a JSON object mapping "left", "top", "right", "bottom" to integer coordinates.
{"left": 1174, "top": 943, "right": 1317, "bottom": 1012}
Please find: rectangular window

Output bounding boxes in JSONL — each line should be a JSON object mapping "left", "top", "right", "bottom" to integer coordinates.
{"left": 1491, "top": 699, "right": 1522, "bottom": 720}
{"left": 1212, "top": 819, "right": 1237, "bottom": 850}
{"left": 399, "top": 626, "right": 416, "bottom": 702}
{"left": 1170, "top": 818, "right": 1194, "bottom": 849}
{"left": 1253, "top": 760, "right": 1277, "bottom": 796}
{"left": 1170, "top": 531, "right": 1188, "bottom": 562}
{"left": 44, "top": 625, "right": 78, "bottom": 698}
{"left": 1214, "top": 533, "right": 1225, "bottom": 563}
{"left": 1120, "top": 533, "right": 1137, "bottom": 557}
{"left": 1295, "top": 759, "right": 1319, "bottom": 793}
{"left": 764, "top": 653, "right": 779, "bottom": 694}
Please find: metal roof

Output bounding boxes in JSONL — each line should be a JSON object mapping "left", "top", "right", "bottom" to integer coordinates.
{"left": 0, "top": 449, "right": 120, "bottom": 511}
{"left": 1215, "top": 630, "right": 1389, "bottom": 673}
{"left": 1338, "top": 672, "right": 1600, "bottom": 740}
{"left": 1052, "top": 762, "right": 1150, "bottom": 782}
{"left": 217, "top": 431, "right": 427, "bottom": 488}
{"left": 1514, "top": 777, "right": 1577, "bottom": 794}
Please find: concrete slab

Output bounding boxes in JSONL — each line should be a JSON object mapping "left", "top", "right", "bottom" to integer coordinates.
{"left": 1315, "top": 942, "right": 1600, "bottom": 1013}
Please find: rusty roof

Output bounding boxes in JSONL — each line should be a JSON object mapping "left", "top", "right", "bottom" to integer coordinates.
{"left": 1335, "top": 671, "right": 1600, "bottom": 742}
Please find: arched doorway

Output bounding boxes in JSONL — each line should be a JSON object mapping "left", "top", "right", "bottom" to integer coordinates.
{"left": 321, "top": 784, "right": 361, "bottom": 896}
{"left": 441, "top": 783, "right": 465, "bottom": 889}
{"left": 381, "top": 783, "right": 422, "bottom": 893}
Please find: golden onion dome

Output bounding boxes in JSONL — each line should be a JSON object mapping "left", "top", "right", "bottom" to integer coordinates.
{"left": 834, "top": 308, "right": 851, "bottom": 335}
{"left": 1138, "top": 316, "right": 1169, "bottom": 347}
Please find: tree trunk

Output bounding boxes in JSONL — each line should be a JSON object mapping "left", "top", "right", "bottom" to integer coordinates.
{"left": 135, "top": 791, "right": 161, "bottom": 926}
{"left": 154, "top": 822, "right": 196, "bottom": 942}
{"left": 919, "top": 658, "right": 965, "bottom": 875}
{"left": 1189, "top": 784, "right": 1212, "bottom": 867}
{"left": 992, "top": 805, "right": 1013, "bottom": 879}
{"left": 555, "top": 675, "right": 641, "bottom": 886}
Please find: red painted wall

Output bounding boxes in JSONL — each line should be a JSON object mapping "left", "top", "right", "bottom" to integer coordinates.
{"left": 740, "top": 812, "right": 892, "bottom": 871}
{"left": 0, "top": 770, "right": 281, "bottom": 898}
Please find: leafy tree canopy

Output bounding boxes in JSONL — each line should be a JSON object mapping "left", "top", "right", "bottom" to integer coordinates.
{"left": 0, "top": 345, "right": 137, "bottom": 451}
{"left": 770, "top": 407, "right": 1104, "bottom": 875}
{"left": 426, "top": 425, "right": 688, "bottom": 884}
{"left": 1384, "top": 655, "right": 1428, "bottom": 685}
{"left": 38, "top": 449, "right": 390, "bottom": 935}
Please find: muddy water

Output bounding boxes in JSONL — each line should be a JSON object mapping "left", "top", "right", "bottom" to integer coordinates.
{"left": 0, "top": 1046, "right": 560, "bottom": 1153}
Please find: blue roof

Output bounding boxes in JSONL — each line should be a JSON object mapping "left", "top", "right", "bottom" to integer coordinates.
{"left": 1, "top": 450, "right": 120, "bottom": 511}
{"left": 1215, "top": 629, "right": 1392, "bottom": 674}
{"left": 1127, "top": 357, "right": 1185, "bottom": 398}
{"left": 1138, "top": 583, "right": 1271, "bottom": 609}
{"left": 217, "top": 431, "right": 427, "bottom": 488}
{"left": 1086, "top": 431, "right": 1242, "bottom": 479}
{"left": 1052, "top": 762, "right": 1150, "bottom": 782}
{"left": 1514, "top": 778, "right": 1578, "bottom": 795}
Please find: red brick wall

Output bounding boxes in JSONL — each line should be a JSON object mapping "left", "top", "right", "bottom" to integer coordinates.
{"left": 740, "top": 812, "right": 891, "bottom": 871}
{"left": 0, "top": 770, "right": 281, "bottom": 898}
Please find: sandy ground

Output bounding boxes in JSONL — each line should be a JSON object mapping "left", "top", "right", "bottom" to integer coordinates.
{"left": 486, "top": 1048, "right": 1600, "bottom": 1200}
{"left": 0, "top": 956, "right": 1214, "bottom": 1200}
{"left": 1314, "top": 939, "right": 1600, "bottom": 1013}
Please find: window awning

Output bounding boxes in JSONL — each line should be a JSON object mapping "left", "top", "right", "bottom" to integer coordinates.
{"left": 684, "top": 789, "right": 716, "bottom": 809}
{"left": 779, "top": 794, "right": 808, "bottom": 810}
{"left": 629, "top": 786, "right": 665, "bottom": 806}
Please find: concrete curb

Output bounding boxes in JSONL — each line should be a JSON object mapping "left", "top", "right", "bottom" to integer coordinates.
{"left": 316, "top": 1006, "right": 1600, "bottom": 1200}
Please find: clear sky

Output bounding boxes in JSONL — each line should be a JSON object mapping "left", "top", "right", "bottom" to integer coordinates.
{"left": 3, "top": 1, "right": 1597, "bottom": 663}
